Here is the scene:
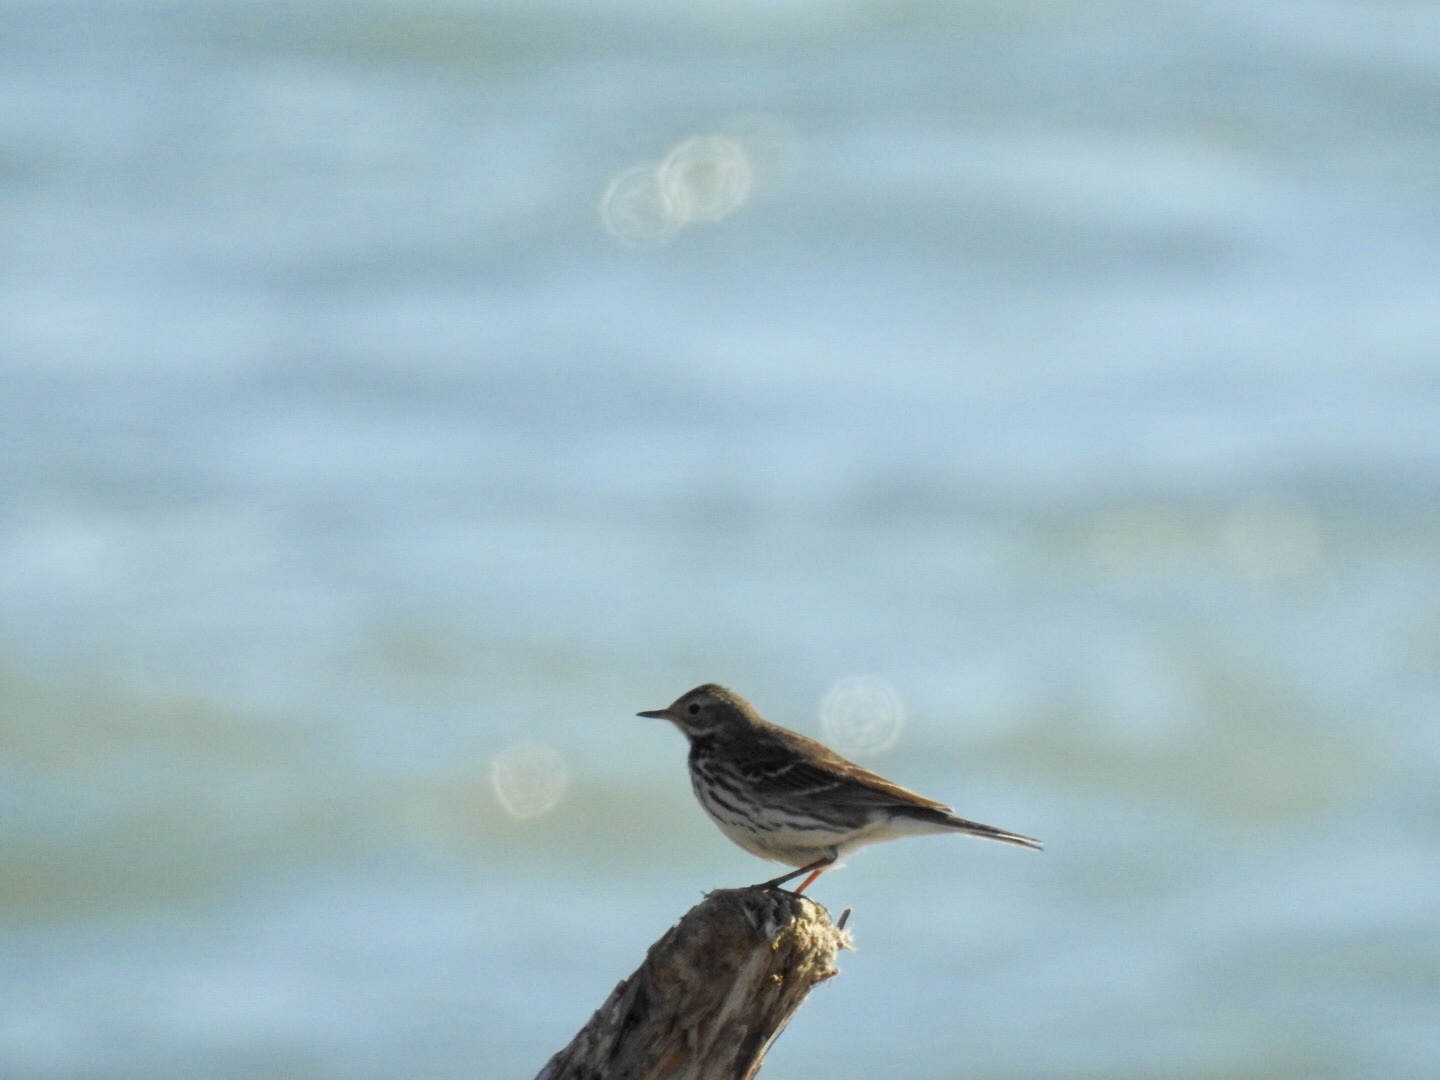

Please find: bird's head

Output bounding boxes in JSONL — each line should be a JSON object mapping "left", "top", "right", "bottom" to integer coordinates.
{"left": 637, "top": 683, "right": 756, "bottom": 740}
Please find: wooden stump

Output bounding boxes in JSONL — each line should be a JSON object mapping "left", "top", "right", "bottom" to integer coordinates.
{"left": 537, "top": 887, "right": 850, "bottom": 1080}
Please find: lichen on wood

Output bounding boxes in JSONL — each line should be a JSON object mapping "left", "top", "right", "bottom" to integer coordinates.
{"left": 537, "top": 886, "right": 850, "bottom": 1080}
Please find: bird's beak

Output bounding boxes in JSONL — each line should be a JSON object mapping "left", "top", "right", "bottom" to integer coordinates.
{"left": 637, "top": 708, "right": 673, "bottom": 720}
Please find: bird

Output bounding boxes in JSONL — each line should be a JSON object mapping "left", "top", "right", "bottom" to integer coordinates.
{"left": 637, "top": 683, "right": 1042, "bottom": 894}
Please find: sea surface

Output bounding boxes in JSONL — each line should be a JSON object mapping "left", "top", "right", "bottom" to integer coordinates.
{"left": 2, "top": 2, "right": 1439, "bottom": 1077}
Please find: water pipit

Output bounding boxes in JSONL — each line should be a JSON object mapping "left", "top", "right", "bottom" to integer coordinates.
{"left": 639, "top": 683, "right": 1042, "bottom": 893}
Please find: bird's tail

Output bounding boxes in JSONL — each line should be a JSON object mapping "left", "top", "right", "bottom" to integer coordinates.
{"left": 901, "top": 806, "right": 1044, "bottom": 850}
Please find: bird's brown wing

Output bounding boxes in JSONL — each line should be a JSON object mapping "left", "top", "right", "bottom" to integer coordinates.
{"left": 742, "top": 721, "right": 1045, "bottom": 850}
{"left": 740, "top": 724, "right": 952, "bottom": 812}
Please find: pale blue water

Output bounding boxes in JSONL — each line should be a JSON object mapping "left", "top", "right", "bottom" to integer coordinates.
{"left": 3, "top": 1, "right": 1439, "bottom": 1077}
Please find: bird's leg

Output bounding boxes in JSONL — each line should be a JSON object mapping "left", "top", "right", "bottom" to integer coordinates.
{"left": 757, "top": 856, "right": 835, "bottom": 894}
{"left": 791, "top": 866, "right": 827, "bottom": 894}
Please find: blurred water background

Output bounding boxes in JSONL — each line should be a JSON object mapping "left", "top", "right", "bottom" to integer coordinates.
{"left": 3, "top": 1, "right": 1439, "bottom": 1077}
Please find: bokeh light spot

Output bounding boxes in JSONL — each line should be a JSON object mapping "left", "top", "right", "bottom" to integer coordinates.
{"left": 599, "top": 163, "right": 683, "bottom": 247}
{"left": 600, "top": 128, "right": 762, "bottom": 245}
{"left": 820, "top": 675, "right": 905, "bottom": 757}
{"left": 658, "top": 135, "right": 753, "bottom": 223}
{"left": 490, "top": 742, "right": 568, "bottom": 819}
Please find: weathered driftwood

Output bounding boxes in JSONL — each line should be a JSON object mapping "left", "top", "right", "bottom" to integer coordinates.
{"left": 537, "top": 887, "right": 849, "bottom": 1080}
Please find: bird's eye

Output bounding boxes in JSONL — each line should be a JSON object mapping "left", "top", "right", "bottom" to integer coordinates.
{"left": 686, "top": 703, "right": 701, "bottom": 715}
